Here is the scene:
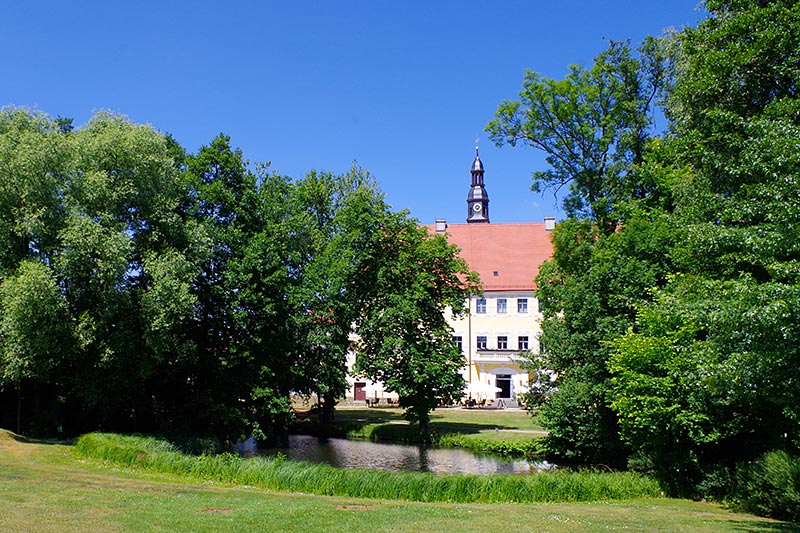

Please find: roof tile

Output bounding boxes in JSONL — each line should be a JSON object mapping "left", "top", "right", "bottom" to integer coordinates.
{"left": 428, "top": 223, "right": 554, "bottom": 292}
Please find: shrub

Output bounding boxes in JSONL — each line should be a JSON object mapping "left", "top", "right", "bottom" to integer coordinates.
{"left": 736, "top": 450, "right": 800, "bottom": 522}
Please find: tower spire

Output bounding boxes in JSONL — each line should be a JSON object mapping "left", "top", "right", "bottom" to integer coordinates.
{"left": 466, "top": 147, "right": 489, "bottom": 223}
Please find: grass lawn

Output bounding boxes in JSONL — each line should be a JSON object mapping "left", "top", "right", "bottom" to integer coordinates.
{"left": 1, "top": 430, "right": 795, "bottom": 532}
{"left": 322, "top": 406, "right": 545, "bottom": 451}
{"left": 332, "top": 406, "right": 543, "bottom": 431}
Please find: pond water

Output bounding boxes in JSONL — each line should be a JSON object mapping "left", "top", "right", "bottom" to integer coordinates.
{"left": 258, "top": 435, "right": 553, "bottom": 475}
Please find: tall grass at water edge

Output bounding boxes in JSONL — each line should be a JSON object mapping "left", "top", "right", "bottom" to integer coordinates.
{"left": 343, "top": 422, "right": 540, "bottom": 457}
{"left": 76, "top": 432, "right": 661, "bottom": 504}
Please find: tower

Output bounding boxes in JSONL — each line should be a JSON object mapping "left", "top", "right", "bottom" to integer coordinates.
{"left": 466, "top": 147, "right": 489, "bottom": 223}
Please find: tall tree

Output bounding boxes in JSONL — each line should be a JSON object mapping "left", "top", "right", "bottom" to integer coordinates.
{"left": 609, "top": 0, "right": 800, "bottom": 494}
{"left": 487, "top": 38, "right": 673, "bottom": 233}
{"left": 488, "top": 39, "right": 678, "bottom": 466}
{"left": 354, "top": 213, "right": 478, "bottom": 440}
{"left": 181, "top": 134, "right": 296, "bottom": 443}
{"left": 287, "top": 166, "right": 380, "bottom": 426}
{"left": 0, "top": 109, "right": 196, "bottom": 435}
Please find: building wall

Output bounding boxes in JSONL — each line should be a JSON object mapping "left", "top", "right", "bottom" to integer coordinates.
{"left": 449, "top": 292, "right": 541, "bottom": 400}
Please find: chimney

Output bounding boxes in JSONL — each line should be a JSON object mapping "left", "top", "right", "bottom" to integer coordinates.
{"left": 544, "top": 216, "right": 555, "bottom": 231}
{"left": 435, "top": 219, "right": 447, "bottom": 233}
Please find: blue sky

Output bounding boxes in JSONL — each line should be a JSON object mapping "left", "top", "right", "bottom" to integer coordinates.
{"left": 4, "top": 1, "right": 706, "bottom": 225}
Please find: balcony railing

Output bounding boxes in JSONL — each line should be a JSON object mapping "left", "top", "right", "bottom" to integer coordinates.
{"left": 472, "top": 349, "right": 527, "bottom": 363}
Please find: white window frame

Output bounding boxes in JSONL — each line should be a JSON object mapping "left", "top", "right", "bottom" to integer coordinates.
{"left": 476, "top": 298, "right": 487, "bottom": 314}
{"left": 497, "top": 298, "right": 507, "bottom": 314}
{"left": 517, "top": 298, "right": 528, "bottom": 314}
{"left": 518, "top": 336, "right": 529, "bottom": 350}
{"left": 497, "top": 336, "right": 508, "bottom": 350}
{"left": 477, "top": 335, "right": 487, "bottom": 350}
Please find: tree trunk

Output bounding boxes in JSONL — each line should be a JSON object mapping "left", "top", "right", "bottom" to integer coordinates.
{"left": 319, "top": 393, "right": 336, "bottom": 427}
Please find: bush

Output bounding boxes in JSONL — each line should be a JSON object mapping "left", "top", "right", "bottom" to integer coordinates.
{"left": 736, "top": 450, "right": 800, "bottom": 522}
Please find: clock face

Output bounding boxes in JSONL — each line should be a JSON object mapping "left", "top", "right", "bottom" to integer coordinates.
{"left": 473, "top": 203, "right": 482, "bottom": 212}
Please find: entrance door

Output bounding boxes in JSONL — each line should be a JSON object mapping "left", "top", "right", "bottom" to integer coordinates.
{"left": 354, "top": 382, "right": 366, "bottom": 401}
{"left": 496, "top": 375, "right": 511, "bottom": 399}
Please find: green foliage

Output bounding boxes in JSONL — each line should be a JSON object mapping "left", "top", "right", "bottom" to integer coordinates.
{"left": 354, "top": 218, "right": 479, "bottom": 439}
{"left": 531, "top": 210, "right": 677, "bottom": 467}
{"left": 610, "top": 274, "right": 800, "bottom": 494}
{"left": 487, "top": 38, "right": 674, "bottom": 231}
{"left": 75, "top": 432, "right": 662, "bottom": 503}
{"left": 0, "top": 108, "right": 476, "bottom": 446}
{"left": 0, "top": 260, "right": 72, "bottom": 383}
{"left": 436, "top": 434, "right": 540, "bottom": 458}
{"left": 606, "top": 0, "right": 800, "bottom": 501}
{"left": 287, "top": 168, "right": 383, "bottom": 425}
{"left": 495, "top": 1, "right": 800, "bottom": 512}
{"left": 736, "top": 450, "right": 800, "bottom": 523}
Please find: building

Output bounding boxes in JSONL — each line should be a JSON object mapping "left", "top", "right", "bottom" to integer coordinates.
{"left": 349, "top": 149, "right": 554, "bottom": 403}
{"left": 435, "top": 149, "right": 554, "bottom": 401}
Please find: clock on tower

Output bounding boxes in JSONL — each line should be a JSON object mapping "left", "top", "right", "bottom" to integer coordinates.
{"left": 466, "top": 148, "right": 489, "bottom": 223}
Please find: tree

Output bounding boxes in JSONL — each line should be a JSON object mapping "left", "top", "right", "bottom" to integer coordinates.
{"left": 0, "top": 108, "right": 70, "bottom": 275}
{"left": 0, "top": 260, "right": 72, "bottom": 433}
{"left": 287, "top": 166, "right": 380, "bottom": 426}
{"left": 488, "top": 39, "right": 678, "bottom": 466}
{"left": 0, "top": 109, "right": 197, "bottom": 435}
{"left": 354, "top": 214, "right": 478, "bottom": 440}
{"left": 180, "top": 134, "right": 297, "bottom": 443}
{"left": 487, "top": 38, "right": 674, "bottom": 232}
{"left": 607, "top": 0, "right": 800, "bottom": 495}
{"left": 531, "top": 210, "right": 676, "bottom": 466}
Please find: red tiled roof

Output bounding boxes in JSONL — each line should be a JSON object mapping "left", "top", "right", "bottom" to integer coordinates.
{"left": 427, "top": 223, "right": 554, "bottom": 292}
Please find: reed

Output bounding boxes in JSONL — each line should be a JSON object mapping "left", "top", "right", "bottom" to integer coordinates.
{"left": 76, "top": 432, "right": 661, "bottom": 503}
{"left": 436, "top": 433, "right": 540, "bottom": 457}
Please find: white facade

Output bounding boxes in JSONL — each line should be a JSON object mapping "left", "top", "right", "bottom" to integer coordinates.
{"left": 449, "top": 292, "right": 542, "bottom": 400}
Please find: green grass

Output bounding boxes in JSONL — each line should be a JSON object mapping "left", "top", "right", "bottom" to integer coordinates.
{"left": 333, "top": 406, "right": 543, "bottom": 431}
{"left": 304, "top": 406, "right": 546, "bottom": 457}
{"left": 75, "top": 432, "right": 659, "bottom": 504}
{"left": 1, "top": 429, "right": 794, "bottom": 532}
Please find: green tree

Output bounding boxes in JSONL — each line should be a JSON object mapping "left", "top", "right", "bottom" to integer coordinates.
{"left": 531, "top": 210, "right": 676, "bottom": 466}
{"left": 287, "top": 166, "right": 380, "bottom": 426}
{"left": 0, "top": 108, "right": 70, "bottom": 274}
{"left": 608, "top": 0, "right": 800, "bottom": 495}
{"left": 488, "top": 39, "right": 678, "bottom": 466}
{"left": 0, "top": 260, "right": 73, "bottom": 433}
{"left": 354, "top": 214, "right": 478, "bottom": 440}
{"left": 0, "top": 109, "right": 196, "bottom": 435}
{"left": 182, "top": 134, "right": 296, "bottom": 443}
{"left": 487, "top": 38, "right": 673, "bottom": 232}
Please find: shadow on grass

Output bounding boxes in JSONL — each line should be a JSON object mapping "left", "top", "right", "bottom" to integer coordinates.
{"left": 326, "top": 409, "right": 524, "bottom": 431}
{"left": 0, "top": 428, "right": 73, "bottom": 446}
{"left": 292, "top": 417, "right": 502, "bottom": 446}
{"left": 734, "top": 522, "right": 800, "bottom": 532}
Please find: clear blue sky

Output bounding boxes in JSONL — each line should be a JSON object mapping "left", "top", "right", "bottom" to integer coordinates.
{"left": 4, "top": 1, "right": 706, "bottom": 225}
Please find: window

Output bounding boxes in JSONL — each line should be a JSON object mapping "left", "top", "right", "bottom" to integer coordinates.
{"left": 517, "top": 298, "right": 528, "bottom": 313}
{"left": 497, "top": 336, "right": 508, "bottom": 350}
{"left": 477, "top": 336, "right": 487, "bottom": 350}
{"left": 453, "top": 336, "right": 463, "bottom": 353}
{"left": 518, "top": 336, "right": 529, "bottom": 350}
{"left": 476, "top": 298, "right": 487, "bottom": 314}
{"left": 497, "top": 298, "right": 507, "bottom": 314}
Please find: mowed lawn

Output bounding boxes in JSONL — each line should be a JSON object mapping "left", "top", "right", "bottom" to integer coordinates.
{"left": 0, "top": 430, "right": 793, "bottom": 533}
{"left": 330, "top": 405, "right": 547, "bottom": 441}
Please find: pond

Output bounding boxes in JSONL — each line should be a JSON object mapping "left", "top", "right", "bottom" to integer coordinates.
{"left": 257, "top": 435, "right": 553, "bottom": 475}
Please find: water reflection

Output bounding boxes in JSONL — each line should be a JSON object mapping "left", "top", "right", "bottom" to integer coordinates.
{"left": 258, "top": 435, "right": 551, "bottom": 475}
